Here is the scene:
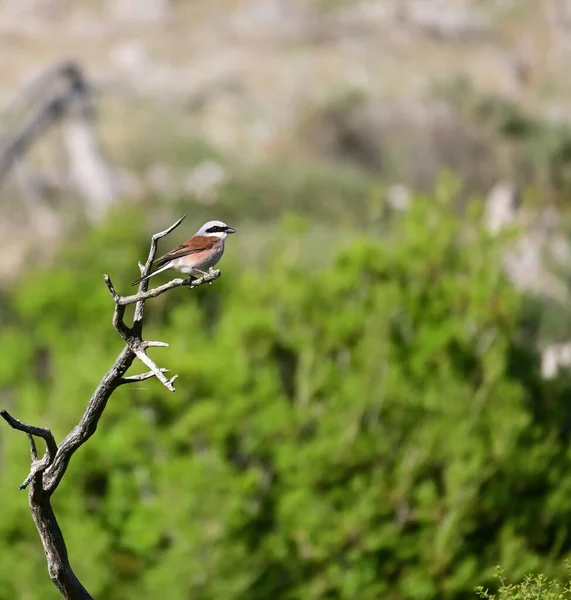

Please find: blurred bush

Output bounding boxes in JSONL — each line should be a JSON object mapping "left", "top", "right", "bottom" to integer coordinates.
{"left": 438, "top": 76, "right": 571, "bottom": 203}
{"left": 1, "top": 178, "right": 571, "bottom": 599}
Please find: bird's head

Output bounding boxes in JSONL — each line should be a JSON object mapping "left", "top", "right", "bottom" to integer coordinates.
{"left": 196, "top": 220, "right": 236, "bottom": 240}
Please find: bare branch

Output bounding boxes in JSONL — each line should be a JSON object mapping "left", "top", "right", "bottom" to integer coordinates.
{"left": 43, "top": 346, "right": 135, "bottom": 494}
{"left": 102, "top": 272, "right": 119, "bottom": 300}
{"left": 133, "top": 348, "right": 177, "bottom": 392}
{"left": 0, "top": 409, "right": 92, "bottom": 597}
{"left": 0, "top": 410, "right": 58, "bottom": 459}
{"left": 0, "top": 410, "right": 58, "bottom": 491}
{"left": 1, "top": 215, "right": 221, "bottom": 600}
{"left": 119, "top": 368, "right": 169, "bottom": 385}
{"left": 117, "top": 269, "right": 221, "bottom": 307}
{"left": 142, "top": 341, "right": 169, "bottom": 349}
{"left": 132, "top": 214, "right": 186, "bottom": 331}
{"left": 103, "top": 274, "right": 130, "bottom": 340}
{"left": 28, "top": 433, "right": 38, "bottom": 460}
{"left": 149, "top": 214, "right": 186, "bottom": 254}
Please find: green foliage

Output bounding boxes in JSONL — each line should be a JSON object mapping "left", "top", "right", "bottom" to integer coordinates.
{"left": 476, "top": 566, "right": 571, "bottom": 600}
{"left": 1, "top": 180, "right": 571, "bottom": 599}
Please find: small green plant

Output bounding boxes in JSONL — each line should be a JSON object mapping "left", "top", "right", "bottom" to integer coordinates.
{"left": 476, "top": 565, "right": 571, "bottom": 600}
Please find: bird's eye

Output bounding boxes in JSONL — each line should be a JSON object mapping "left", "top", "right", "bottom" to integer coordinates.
{"left": 206, "top": 225, "right": 227, "bottom": 233}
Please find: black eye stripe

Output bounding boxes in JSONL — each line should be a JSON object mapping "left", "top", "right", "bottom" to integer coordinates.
{"left": 206, "top": 225, "right": 227, "bottom": 233}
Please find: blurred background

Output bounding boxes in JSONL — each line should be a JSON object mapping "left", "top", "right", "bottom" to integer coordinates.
{"left": 3, "top": 1, "right": 571, "bottom": 598}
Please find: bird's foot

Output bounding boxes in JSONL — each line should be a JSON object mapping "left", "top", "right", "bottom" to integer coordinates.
{"left": 187, "top": 269, "right": 218, "bottom": 287}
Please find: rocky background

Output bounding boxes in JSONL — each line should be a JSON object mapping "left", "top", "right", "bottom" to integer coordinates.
{"left": 1, "top": 3, "right": 571, "bottom": 238}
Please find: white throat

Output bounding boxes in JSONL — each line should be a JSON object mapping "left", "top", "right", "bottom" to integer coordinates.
{"left": 205, "top": 231, "right": 228, "bottom": 241}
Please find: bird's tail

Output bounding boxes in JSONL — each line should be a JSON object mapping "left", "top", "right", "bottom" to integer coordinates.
{"left": 131, "top": 262, "right": 172, "bottom": 286}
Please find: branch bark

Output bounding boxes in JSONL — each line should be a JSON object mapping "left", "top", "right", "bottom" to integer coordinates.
{"left": 0, "top": 216, "right": 219, "bottom": 599}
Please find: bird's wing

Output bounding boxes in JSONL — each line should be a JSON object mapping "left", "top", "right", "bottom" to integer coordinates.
{"left": 155, "top": 235, "right": 218, "bottom": 267}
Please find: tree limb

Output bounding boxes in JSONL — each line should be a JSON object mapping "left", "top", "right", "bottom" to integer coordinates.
{"left": 0, "top": 410, "right": 57, "bottom": 490}
{"left": 119, "top": 368, "right": 170, "bottom": 385}
{"left": 113, "top": 269, "right": 221, "bottom": 306}
{"left": 0, "top": 216, "right": 220, "bottom": 599}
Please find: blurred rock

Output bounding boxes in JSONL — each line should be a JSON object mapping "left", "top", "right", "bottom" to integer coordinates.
{"left": 226, "top": 0, "right": 317, "bottom": 41}
{"left": 145, "top": 164, "right": 172, "bottom": 196}
{"left": 399, "top": 0, "right": 491, "bottom": 39}
{"left": 541, "top": 342, "right": 571, "bottom": 379}
{"left": 0, "top": 0, "right": 63, "bottom": 21}
{"left": 106, "top": 0, "right": 172, "bottom": 23}
{"left": 116, "top": 168, "right": 146, "bottom": 201}
{"left": 110, "top": 41, "right": 151, "bottom": 75}
{"left": 502, "top": 235, "right": 566, "bottom": 301}
{"left": 550, "top": 0, "right": 571, "bottom": 29}
{"left": 483, "top": 181, "right": 571, "bottom": 301}
{"left": 338, "top": 1, "right": 400, "bottom": 26}
{"left": 183, "top": 160, "right": 226, "bottom": 204}
{"left": 484, "top": 181, "right": 518, "bottom": 234}
{"left": 386, "top": 184, "right": 411, "bottom": 212}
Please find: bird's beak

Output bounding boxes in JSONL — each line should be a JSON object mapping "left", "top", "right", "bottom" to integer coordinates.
{"left": 225, "top": 227, "right": 236, "bottom": 234}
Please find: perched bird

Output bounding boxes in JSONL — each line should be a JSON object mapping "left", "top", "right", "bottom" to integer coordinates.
{"left": 131, "top": 220, "right": 236, "bottom": 286}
